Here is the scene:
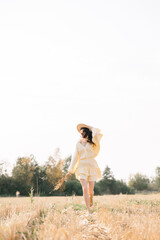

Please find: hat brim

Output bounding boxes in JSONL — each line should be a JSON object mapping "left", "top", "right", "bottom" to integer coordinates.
{"left": 77, "top": 123, "right": 92, "bottom": 133}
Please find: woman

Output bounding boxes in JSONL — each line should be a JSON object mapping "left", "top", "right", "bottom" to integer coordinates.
{"left": 65, "top": 123, "right": 103, "bottom": 214}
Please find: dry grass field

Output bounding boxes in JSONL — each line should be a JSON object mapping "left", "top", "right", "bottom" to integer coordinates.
{"left": 0, "top": 194, "right": 160, "bottom": 240}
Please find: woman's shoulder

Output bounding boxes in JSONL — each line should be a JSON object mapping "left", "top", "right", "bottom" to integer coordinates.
{"left": 74, "top": 140, "right": 82, "bottom": 152}
{"left": 76, "top": 139, "right": 88, "bottom": 148}
{"left": 77, "top": 138, "right": 85, "bottom": 144}
{"left": 75, "top": 139, "right": 82, "bottom": 147}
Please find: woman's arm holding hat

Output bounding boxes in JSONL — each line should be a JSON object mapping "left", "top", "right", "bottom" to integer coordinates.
{"left": 91, "top": 127, "right": 103, "bottom": 156}
{"left": 91, "top": 127, "right": 103, "bottom": 144}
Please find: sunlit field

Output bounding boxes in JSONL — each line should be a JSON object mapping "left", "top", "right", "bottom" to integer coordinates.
{"left": 0, "top": 194, "right": 160, "bottom": 240}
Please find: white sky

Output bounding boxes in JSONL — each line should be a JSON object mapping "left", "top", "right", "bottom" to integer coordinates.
{"left": 0, "top": 0, "right": 160, "bottom": 181}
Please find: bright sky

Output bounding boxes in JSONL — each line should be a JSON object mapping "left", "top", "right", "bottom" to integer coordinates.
{"left": 0, "top": 0, "right": 160, "bottom": 182}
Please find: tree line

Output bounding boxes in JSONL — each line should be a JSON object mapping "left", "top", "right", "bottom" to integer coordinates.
{"left": 0, "top": 149, "right": 160, "bottom": 196}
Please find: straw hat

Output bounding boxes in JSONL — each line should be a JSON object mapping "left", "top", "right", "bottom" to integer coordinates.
{"left": 77, "top": 123, "right": 92, "bottom": 133}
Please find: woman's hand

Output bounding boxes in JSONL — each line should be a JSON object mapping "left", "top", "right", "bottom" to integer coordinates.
{"left": 65, "top": 172, "right": 72, "bottom": 178}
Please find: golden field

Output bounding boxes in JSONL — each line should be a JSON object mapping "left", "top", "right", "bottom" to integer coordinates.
{"left": 0, "top": 194, "right": 160, "bottom": 240}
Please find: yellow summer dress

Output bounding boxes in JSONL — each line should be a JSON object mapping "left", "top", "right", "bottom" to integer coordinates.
{"left": 68, "top": 127, "right": 103, "bottom": 181}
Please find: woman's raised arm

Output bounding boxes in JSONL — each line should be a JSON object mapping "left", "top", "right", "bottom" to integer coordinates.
{"left": 91, "top": 127, "right": 103, "bottom": 156}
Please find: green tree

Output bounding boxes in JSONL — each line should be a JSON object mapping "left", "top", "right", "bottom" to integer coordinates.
{"left": 45, "top": 149, "right": 64, "bottom": 194}
{"left": 154, "top": 167, "right": 160, "bottom": 191}
{"left": 113, "top": 180, "right": 134, "bottom": 194}
{"left": 128, "top": 173, "right": 150, "bottom": 191}
{"left": 0, "top": 162, "right": 4, "bottom": 175}
{"left": 29, "top": 155, "right": 48, "bottom": 196}
{"left": 64, "top": 178, "right": 82, "bottom": 196}
{"left": 12, "top": 156, "right": 35, "bottom": 195}
{"left": 0, "top": 173, "right": 17, "bottom": 196}
{"left": 63, "top": 156, "right": 71, "bottom": 173}
{"left": 97, "top": 165, "right": 115, "bottom": 194}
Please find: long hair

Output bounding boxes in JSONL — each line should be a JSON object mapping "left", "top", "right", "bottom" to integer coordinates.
{"left": 80, "top": 127, "right": 95, "bottom": 145}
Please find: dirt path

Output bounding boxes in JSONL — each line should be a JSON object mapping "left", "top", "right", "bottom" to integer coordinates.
{"left": 75, "top": 211, "right": 111, "bottom": 240}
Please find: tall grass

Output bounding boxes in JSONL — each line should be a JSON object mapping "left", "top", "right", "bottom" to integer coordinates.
{"left": 0, "top": 194, "right": 160, "bottom": 239}
{"left": 97, "top": 194, "right": 160, "bottom": 240}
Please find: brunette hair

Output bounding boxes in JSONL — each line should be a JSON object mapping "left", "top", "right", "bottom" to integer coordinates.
{"left": 80, "top": 127, "right": 95, "bottom": 145}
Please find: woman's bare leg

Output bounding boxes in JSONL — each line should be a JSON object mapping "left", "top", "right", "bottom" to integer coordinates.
{"left": 80, "top": 179, "right": 91, "bottom": 213}
{"left": 88, "top": 181, "right": 95, "bottom": 195}
{"left": 88, "top": 181, "right": 95, "bottom": 207}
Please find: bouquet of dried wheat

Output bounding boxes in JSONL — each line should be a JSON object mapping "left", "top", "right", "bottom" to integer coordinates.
{"left": 49, "top": 172, "right": 71, "bottom": 193}
{"left": 53, "top": 176, "right": 66, "bottom": 191}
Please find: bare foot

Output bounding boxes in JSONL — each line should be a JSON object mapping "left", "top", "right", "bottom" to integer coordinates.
{"left": 85, "top": 210, "right": 92, "bottom": 217}
{"left": 88, "top": 209, "right": 92, "bottom": 214}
